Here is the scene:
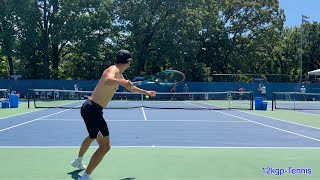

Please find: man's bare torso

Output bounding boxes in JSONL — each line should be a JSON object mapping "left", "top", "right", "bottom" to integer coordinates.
{"left": 89, "top": 65, "right": 122, "bottom": 108}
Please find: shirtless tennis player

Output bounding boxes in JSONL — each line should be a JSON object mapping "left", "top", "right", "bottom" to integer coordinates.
{"left": 71, "top": 50, "right": 156, "bottom": 180}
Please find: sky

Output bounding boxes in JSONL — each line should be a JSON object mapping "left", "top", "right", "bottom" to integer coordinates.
{"left": 279, "top": 0, "right": 320, "bottom": 27}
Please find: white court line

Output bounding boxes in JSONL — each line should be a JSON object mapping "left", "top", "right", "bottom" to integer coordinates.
{"left": 288, "top": 109, "right": 320, "bottom": 117}
{"left": 187, "top": 100, "right": 320, "bottom": 130}
{"left": 0, "top": 146, "right": 320, "bottom": 149}
{"left": 0, "top": 109, "right": 72, "bottom": 132}
{"left": 183, "top": 101, "right": 320, "bottom": 142}
{"left": 217, "top": 110, "right": 320, "bottom": 142}
{"left": 141, "top": 106, "right": 147, "bottom": 120}
{"left": 0, "top": 100, "right": 87, "bottom": 120}
{"left": 239, "top": 110, "right": 320, "bottom": 130}
{"left": 0, "top": 108, "right": 45, "bottom": 120}
{"left": 38, "top": 118, "right": 249, "bottom": 122}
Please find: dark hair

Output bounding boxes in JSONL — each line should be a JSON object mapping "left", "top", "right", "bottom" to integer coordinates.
{"left": 115, "top": 49, "right": 132, "bottom": 64}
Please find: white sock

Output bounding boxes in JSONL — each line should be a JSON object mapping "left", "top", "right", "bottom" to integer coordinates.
{"left": 82, "top": 172, "right": 90, "bottom": 178}
{"left": 77, "top": 156, "right": 83, "bottom": 161}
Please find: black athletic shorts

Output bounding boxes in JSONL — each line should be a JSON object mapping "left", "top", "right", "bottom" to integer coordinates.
{"left": 81, "top": 100, "right": 109, "bottom": 139}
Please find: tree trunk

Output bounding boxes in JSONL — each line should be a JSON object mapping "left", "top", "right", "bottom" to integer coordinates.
{"left": 43, "top": 0, "right": 50, "bottom": 79}
{"left": 52, "top": 43, "right": 59, "bottom": 79}
{"left": 8, "top": 55, "right": 14, "bottom": 76}
{"left": 51, "top": 0, "right": 59, "bottom": 79}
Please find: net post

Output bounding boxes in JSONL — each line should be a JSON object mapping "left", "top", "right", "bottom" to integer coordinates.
{"left": 227, "top": 91, "right": 231, "bottom": 109}
{"left": 293, "top": 93, "right": 296, "bottom": 111}
{"left": 27, "top": 89, "right": 30, "bottom": 108}
{"left": 272, "top": 92, "right": 274, "bottom": 111}
{"left": 54, "top": 89, "right": 56, "bottom": 108}
{"left": 251, "top": 92, "right": 253, "bottom": 110}
{"left": 34, "top": 90, "right": 36, "bottom": 108}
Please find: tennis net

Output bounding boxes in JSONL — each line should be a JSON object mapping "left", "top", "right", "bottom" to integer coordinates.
{"left": 272, "top": 92, "right": 320, "bottom": 110}
{"left": 27, "top": 89, "right": 253, "bottom": 110}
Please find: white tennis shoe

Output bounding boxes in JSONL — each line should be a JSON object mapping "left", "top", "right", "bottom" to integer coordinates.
{"left": 70, "top": 158, "right": 87, "bottom": 170}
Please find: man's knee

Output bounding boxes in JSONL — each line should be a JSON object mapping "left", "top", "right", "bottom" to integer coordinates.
{"left": 99, "top": 143, "right": 111, "bottom": 154}
{"left": 96, "top": 134, "right": 111, "bottom": 153}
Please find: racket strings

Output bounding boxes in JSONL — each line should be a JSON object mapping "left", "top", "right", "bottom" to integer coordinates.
{"left": 154, "top": 71, "right": 185, "bottom": 84}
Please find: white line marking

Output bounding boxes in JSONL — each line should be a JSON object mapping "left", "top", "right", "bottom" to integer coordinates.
{"left": 38, "top": 118, "right": 249, "bottom": 122}
{"left": 0, "top": 108, "right": 45, "bottom": 120}
{"left": 290, "top": 109, "right": 320, "bottom": 116}
{"left": 239, "top": 110, "right": 320, "bottom": 130}
{"left": 183, "top": 101, "right": 228, "bottom": 110}
{"left": 0, "top": 146, "right": 320, "bottom": 149}
{"left": 0, "top": 109, "right": 72, "bottom": 132}
{"left": 184, "top": 101, "right": 320, "bottom": 142}
{"left": 217, "top": 110, "right": 320, "bottom": 142}
{"left": 141, "top": 106, "right": 147, "bottom": 121}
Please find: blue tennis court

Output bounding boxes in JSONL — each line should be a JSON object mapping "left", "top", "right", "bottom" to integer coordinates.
{"left": 1, "top": 107, "right": 320, "bottom": 146}
{"left": 1, "top": 106, "right": 320, "bottom": 179}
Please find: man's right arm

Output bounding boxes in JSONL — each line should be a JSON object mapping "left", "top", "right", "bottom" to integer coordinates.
{"left": 103, "top": 68, "right": 132, "bottom": 88}
{"left": 104, "top": 68, "right": 122, "bottom": 85}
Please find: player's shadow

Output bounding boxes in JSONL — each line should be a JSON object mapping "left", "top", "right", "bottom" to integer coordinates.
{"left": 119, "top": 178, "right": 136, "bottom": 180}
{"left": 67, "top": 169, "right": 84, "bottom": 180}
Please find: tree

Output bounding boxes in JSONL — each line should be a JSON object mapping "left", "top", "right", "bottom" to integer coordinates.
{"left": 220, "top": 0, "right": 285, "bottom": 76}
{"left": 113, "top": 0, "right": 219, "bottom": 81}
{"left": 0, "top": 0, "right": 18, "bottom": 77}
{"left": 303, "top": 22, "right": 320, "bottom": 78}
{"left": 10, "top": 0, "right": 114, "bottom": 79}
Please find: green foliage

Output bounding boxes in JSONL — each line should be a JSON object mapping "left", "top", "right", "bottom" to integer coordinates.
{"left": 0, "top": 54, "right": 9, "bottom": 79}
{"left": 0, "top": 0, "right": 319, "bottom": 83}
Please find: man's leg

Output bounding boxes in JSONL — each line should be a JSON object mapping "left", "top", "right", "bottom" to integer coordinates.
{"left": 71, "top": 136, "right": 95, "bottom": 170}
{"left": 78, "top": 136, "right": 95, "bottom": 157}
{"left": 84, "top": 134, "right": 111, "bottom": 174}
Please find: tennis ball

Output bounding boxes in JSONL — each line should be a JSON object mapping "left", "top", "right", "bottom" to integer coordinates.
{"left": 145, "top": 95, "right": 149, "bottom": 99}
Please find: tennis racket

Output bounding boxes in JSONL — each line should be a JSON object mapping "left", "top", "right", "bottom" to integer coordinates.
{"left": 133, "top": 70, "right": 185, "bottom": 86}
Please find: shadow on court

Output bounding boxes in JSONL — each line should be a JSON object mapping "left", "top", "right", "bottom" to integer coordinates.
{"left": 67, "top": 170, "right": 135, "bottom": 180}
{"left": 67, "top": 169, "right": 83, "bottom": 179}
